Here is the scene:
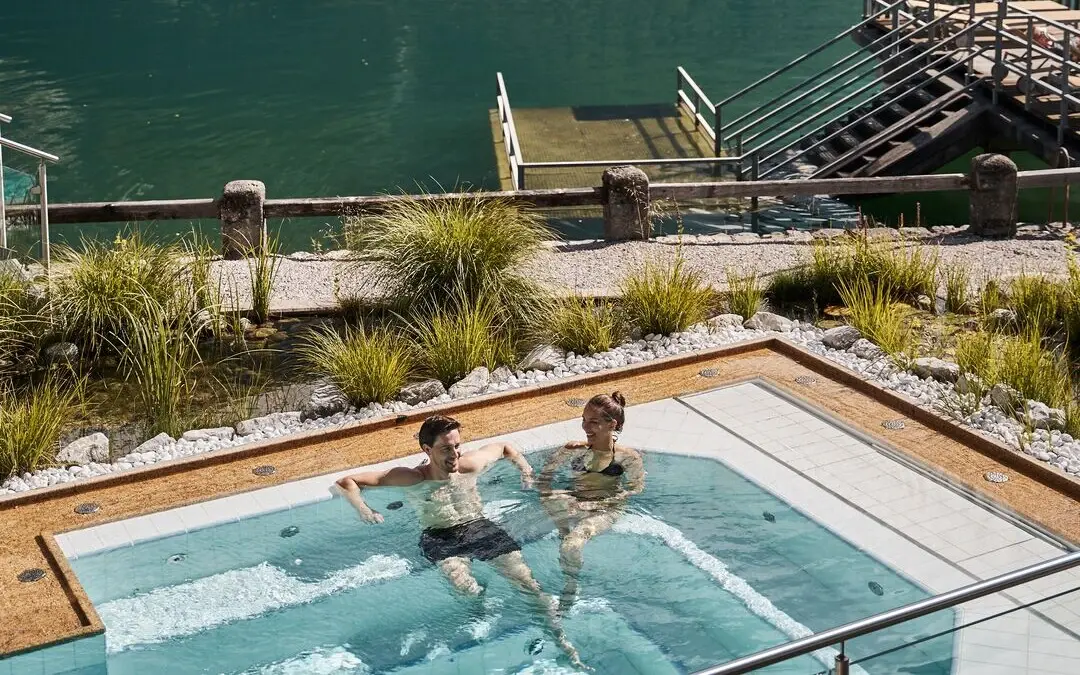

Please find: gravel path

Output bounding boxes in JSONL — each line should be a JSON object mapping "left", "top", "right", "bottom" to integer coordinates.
{"left": 210, "top": 226, "right": 1074, "bottom": 312}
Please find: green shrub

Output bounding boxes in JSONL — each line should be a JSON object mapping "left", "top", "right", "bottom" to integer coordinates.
{"left": 346, "top": 195, "right": 550, "bottom": 325}
{"left": 408, "top": 292, "right": 515, "bottom": 386}
{"left": 837, "top": 275, "right": 914, "bottom": 358}
{"left": 1066, "top": 263, "right": 1080, "bottom": 355}
{"left": 725, "top": 268, "right": 764, "bottom": 319}
{"left": 808, "top": 234, "right": 939, "bottom": 306}
{"left": 52, "top": 233, "right": 182, "bottom": 357}
{"left": 942, "top": 264, "right": 971, "bottom": 313}
{"left": 0, "top": 375, "right": 83, "bottom": 477}
{"left": 549, "top": 298, "right": 626, "bottom": 355}
{"left": 621, "top": 258, "right": 713, "bottom": 336}
{"left": 298, "top": 325, "right": 413, "bottom": 405}
{"left": 118, "top": 295, "right": 207, "bottom": 438}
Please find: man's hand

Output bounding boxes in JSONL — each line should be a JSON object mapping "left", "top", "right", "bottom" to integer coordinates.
{"left": 358, "top": 508, "right": 384, "bottom": 524}
{"left": 520, "top": 469, "right": 535, "bottom": 490}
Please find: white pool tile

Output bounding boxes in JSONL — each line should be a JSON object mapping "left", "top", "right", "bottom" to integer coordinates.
{"left": 174, "top": 503, "right": 216, "bottom": 533}
{"left": 120, "top": 515, "right": 161, "bottom": 544}
{"left": 89, "top": 521, "right": 131, "bottom": 552}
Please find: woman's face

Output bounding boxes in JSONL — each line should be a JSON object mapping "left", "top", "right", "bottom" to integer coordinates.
{"left": 581, "top": 404, "right": 616, "bottom": 444}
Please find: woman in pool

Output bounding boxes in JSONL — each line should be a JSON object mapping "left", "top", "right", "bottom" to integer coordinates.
{"left": 537, "top": 391, "right": 645, "bottom": 610}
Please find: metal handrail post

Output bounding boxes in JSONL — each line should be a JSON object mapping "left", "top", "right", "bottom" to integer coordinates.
{"left": 993, "top": 0, "right": 1007, "bottom": 105}
{"left": 1026, "top": 16, "right": 1035, "bottom": 109}
{"left": 715, "top": 107, "right": 724, "bottom": 156}
{"left": 0, "top": 122, "right": 5, "bottom": 251}
{"left": 928, "top": 0, "right": 937, "bottom": 47}
{"left": 750, "top": 152, "right": 760, "bottom": 232}
{"left": 37, "top": 159, "right": 49, "bottom": 269}
{"left": 1061, "top": 32, "right": 1072, "bottom": 145}
{"left": 969, "top": 0, "right": 976, "bottom": 20}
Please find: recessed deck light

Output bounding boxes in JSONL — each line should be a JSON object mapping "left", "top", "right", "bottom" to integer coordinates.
{"left": 74, "top": 502, "right": 100, "bottom": 515}
{"left": 566, "top": 398, "right": 587, "bottom": 408}
{"left": 17, "top": 568, "right": 45, "bottom": 583}
{"left": 795, "top": 375, "right": 818, "bottom": 385}
{"left": 882, "top": 419, "right": 906, "bottom": 430}
{"left": 984, "top": 471, "right": 1009, "bottom": 483}
{"left": 699, "top": 368, "right": 720, "bottom": 378}
{"left": 253, "top": 465, "right": 276, "bottom": 476}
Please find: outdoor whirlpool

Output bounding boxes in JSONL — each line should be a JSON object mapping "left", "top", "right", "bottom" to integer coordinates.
{"left": 15, "top": 380, "right": 1080, "bottom": 674}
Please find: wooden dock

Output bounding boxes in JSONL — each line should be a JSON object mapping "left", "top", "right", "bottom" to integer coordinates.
{"left": 488, "top": 103, "right": 720, "bottom": 192}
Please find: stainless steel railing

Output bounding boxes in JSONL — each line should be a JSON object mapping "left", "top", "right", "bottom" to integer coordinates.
{"left": 0, "top": 114, "right": 60, "bottom": 266}
{"left": 693, "top": 549, "right": 1080, "bottom": 674}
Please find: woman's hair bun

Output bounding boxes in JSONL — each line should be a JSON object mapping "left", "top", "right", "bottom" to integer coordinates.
{"left": 610, "top": 391, "right": 626, "bottom": 407}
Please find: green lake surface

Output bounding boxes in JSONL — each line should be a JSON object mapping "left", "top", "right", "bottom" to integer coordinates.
{"left": 0, "top": 1, "right": 1062, "bottom": 251}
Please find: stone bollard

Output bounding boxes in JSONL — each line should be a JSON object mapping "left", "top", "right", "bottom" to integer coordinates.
{"left": 602, "top": 166, "right": 651, "bottom": 240}
{"left": 968, "top": 153, "right": 1018, "bottom": 238}
{"left": 219, "top": 180, "right": 266, "bottom": 259}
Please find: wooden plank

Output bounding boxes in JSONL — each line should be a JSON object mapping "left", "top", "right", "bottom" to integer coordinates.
{"left": 5, "top": 198, "right": 218, "bottom": 224}
{"left": 264, "top": 188, "right": 602, "bottom": 218}
{"left": 652, "top": 173, "right": 970, "bottom": 199}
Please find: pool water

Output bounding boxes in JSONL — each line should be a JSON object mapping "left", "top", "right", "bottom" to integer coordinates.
{"left": 69, "top": 451, "right": 956, "bottom": 674}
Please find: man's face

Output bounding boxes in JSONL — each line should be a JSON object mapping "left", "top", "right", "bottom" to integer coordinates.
{"left": 424, "top": 428, "right": 462, "bottom": 473}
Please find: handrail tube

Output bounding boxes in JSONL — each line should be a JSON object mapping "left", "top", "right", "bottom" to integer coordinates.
{"left": 756, "top": 45, "right": 984, "bottom": 172}
{"left": 495, "top": 72, "right": 525, "bottom": 189}
{"left": 721, "top": 12, "right": 925, "bottom": 132}
{"left": 738, "top": 36, "right": 937, "bottom": 149}
{"left": 996, "top": 28, "right": 1080, "bottom": 77}
{"left": 761, "top": 60, "right": 980, "bottom": 178}
{"left": 677, "top": 90, "right": 718, "bottom": 141}
{"left": 1009, "top": 4, "right": 1080, "bottom": 39}
{"left": 0, "top": 113, "right": 11, "bottom": 124}
{"left": 714, "top": 0, "right": 911, "bottom": 108}
{"left": 522, "top": 156, "right": 746, "bottom": 169}
{"left": 0, "top": 136, "right": 59, "bottom": 162}
{"left": 723, "top": 6, "right": 963, "bottom": 134}
{"left": 993, "top": 58, "right": 1080, "bottom": 108}
{"left": 750, "top": 28, "right": 985, "bottom": 163}
{"left": 731, "top": 37, "right": 928, "bottom": 145}
{"left": 692, "top": 550, "right": 1080, "bottom": 675}
{"left": 677, "top": 67, "right": 716, "bottom": 114}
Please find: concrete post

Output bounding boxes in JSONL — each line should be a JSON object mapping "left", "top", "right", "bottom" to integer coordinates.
{"left": 602, "top": 166, "right": 650, "bottom": 240}
{"left": 220, "top": 180, "right": 266, "bottom": 259}
{"left": 968, "top": 153, "right": 1018, "bottom": 238}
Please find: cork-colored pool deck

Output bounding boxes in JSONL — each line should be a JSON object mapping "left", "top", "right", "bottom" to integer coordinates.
{"left": 2, "top": 339, "right": 1080, "bottom": 672}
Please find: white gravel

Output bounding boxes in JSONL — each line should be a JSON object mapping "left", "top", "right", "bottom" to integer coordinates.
{"left": 202, "top": 227, "right": 1072, "bottom": 311}
{"left": 3, "top": 317, "right": 1077, "bottom": 496}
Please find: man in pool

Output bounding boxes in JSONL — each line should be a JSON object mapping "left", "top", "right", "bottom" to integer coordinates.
{"left": 334, "top": 414, "right": 585, "bottom": 668}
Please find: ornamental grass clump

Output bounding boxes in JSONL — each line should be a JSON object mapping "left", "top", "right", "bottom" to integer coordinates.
{"left": 0, "top": 375, "right": 84, "bottom": 477}
{"left": 51, "top": 232, "right": 182, "bottom": 357}
{"left": 620, "top": 258, "right": 713, "bottom": 336}
{"left": 0, "top": 270, "right": 47, "bottom": 368}
{"left": 346, "top": 195, "right": 551, "bottom": 327}
{"left": 548, "top": 298, "right": 626, "bottom": 355}
{"left": 407, "top": 290, "right": 515, "bottom": 387}
{"left": 725, "top": 268, "right": 764, "bottom": 319}
{"left": 297, "top": 325, "right": 413, "bottom": 406}
{"left": 836, "top": 275, "right": 915, "bottom": 360}
{"left": 942, "top": 264, "right": 971, "bottom": 313}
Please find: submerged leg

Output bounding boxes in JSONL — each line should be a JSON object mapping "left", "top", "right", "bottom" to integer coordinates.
{"left": 558, "top": 511, "right": 619, "bottom": 610}
{"left": 490, "top": 551, "right": 587, "bottom": 670}
{"left": 437, "top": 556, "right": 483, "bottom": 596}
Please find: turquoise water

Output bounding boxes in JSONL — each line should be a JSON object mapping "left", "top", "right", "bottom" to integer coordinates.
{"left": 59, "top": 451, "right": 955, "bottom": 675}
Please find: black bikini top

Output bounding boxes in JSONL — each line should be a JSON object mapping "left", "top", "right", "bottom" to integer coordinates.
{"left": 571, "top": 450, "right": 625, "bottom": 477}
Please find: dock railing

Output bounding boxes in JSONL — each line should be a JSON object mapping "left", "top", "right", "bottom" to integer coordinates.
{"left": 0, "top": 115, "right": 60, "bottom": 266}
{"left": 495, "top": 73, "right": 526, "bottom": 190}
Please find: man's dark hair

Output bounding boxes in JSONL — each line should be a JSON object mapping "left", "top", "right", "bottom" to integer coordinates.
{"left": 418, "top": 415, "right": 461, "bottom": 449}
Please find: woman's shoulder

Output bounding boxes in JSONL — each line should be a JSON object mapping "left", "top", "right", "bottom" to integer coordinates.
{"left": 615, "top": 445, "right": 642, "bottom": 461}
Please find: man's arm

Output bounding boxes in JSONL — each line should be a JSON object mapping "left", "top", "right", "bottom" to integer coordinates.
{"left": 459, "top": 442, "right": 534, "bottom": 486}
{"left": 621, "top": 451, "right": 646, "bottom": 497}
{"left": 537, "top": 444, "right": 577, "bottom": 495}
{"left": 334, "top": 466, "right": 422, "bottom": 523}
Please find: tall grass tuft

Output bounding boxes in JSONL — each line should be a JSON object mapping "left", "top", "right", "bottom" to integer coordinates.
{"left": 979, "top": 278, "right": 1008, "bottom": 315}
{"left": 0, "top": 270, "right": 46, "bottom": 366}
{"left": 725, "top": 268, "right": 764, "bottom": 319}
{"left": 942, "top": 264, "right": 971, "bottom": 313}
{"left": 621, "top": 258, "right": 714, "bottom": 336}
{"left": 117, "top": 294, "right": 207, "bottom": 438}
{"left": 808, "top": 234, "right": 939, "bottom": 306}
{"left": 246, "top": 233, "right": 282, "bottom": 325}
{"left": 0, "top": 376, "right": 83, "bottom": 477}
{"left": 548, "top": 298, "right": 626, "bottom": 355}
{"left": 408, "top": 292, "right": 515, "bottom": 386}
{"left": 1007, "top": 274, "right": 1067, "bottom": 335}
{"left": 297, "top": 325, "right": 412, "bottom": 406}
{"left": 183, "top": 228, "right": 218, "bottom": 313}
{"left": 956, "top": 329, "right": 1073, "bottom": 412}
{"left": 766, "top": 268, "right": 818, "bottom": 308}
{"left": 346, "top": 195, "right": 551, "bottom": 325}
{"left": 837, "top": 275, "right": 914, "bottom": 359}
{"left": 52, "top": 232, "right": 182, "bottom": 357}
{"left": 1066, "top": 262, "right": 1080, "bottom": 355}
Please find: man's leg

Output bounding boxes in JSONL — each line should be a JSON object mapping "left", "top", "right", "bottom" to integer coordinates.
{"left": 437, "top": 556, "right": 483, "bottom": 596}
{"left": 558, "top": 511, "right": 618, "bottom": 610}
{"left": 489, "top": 551, "right": 586, "bottom": 669}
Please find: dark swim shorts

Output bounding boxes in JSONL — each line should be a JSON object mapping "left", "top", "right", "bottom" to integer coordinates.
{"left": 419, "top": 517, "right": 521, "bottom": 563}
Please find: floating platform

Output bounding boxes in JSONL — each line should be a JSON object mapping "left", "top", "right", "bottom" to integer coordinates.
{"left": 489, "top": 102, "right": 722, "bottom": 192}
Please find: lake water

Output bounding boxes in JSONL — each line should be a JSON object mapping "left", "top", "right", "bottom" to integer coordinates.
{"left": 0, "top": 1, "right": 1061, "bottom": 251}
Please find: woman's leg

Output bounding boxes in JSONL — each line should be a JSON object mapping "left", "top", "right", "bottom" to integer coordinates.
{"left": 558, "top": 510, "right": 619, "bottom": 609}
